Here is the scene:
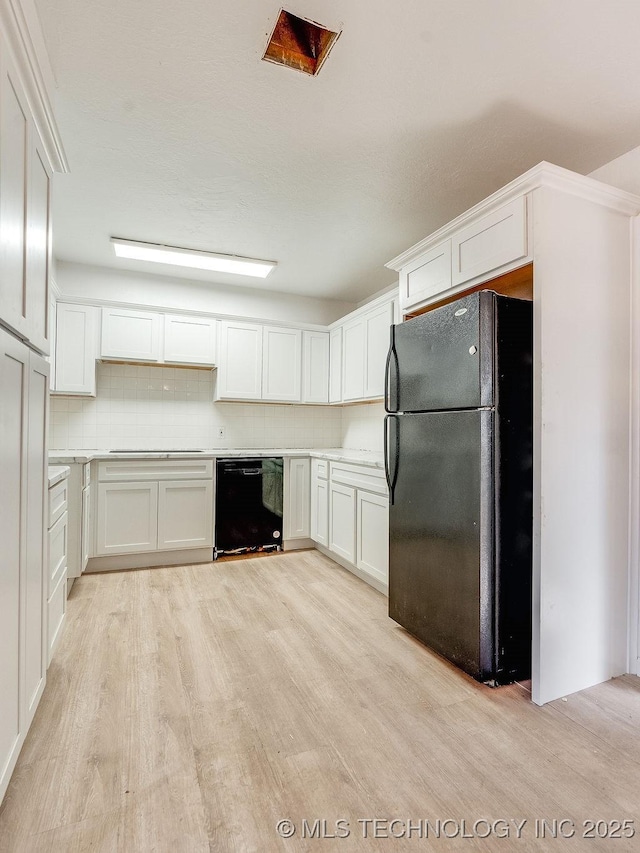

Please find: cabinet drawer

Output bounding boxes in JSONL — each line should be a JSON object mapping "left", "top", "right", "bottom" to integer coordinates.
{"left": 97, "top": 458, "right": 213, "bottom": 482}
{"left": 48, "top": 478, "right": 69, "bottom": 526}
{"left": 330, "top": 461, "right": 387, "bottom": 496}
{"left": 83, "top": 462, "right": 91, "bottom": 488}
{"left": 452, "top": 196, "right": 528, "bottom": 286}
{"left": 47, "top": 572, "right": 66, "bottom": 664}
{"left": 312, "top": 458, "right": 328, "bottom": 480}
{"left": 48, "top": 510, "right": 68, "bottom": 596}
{"left": 400, "top": 240, "right": 452, "bottom": 310}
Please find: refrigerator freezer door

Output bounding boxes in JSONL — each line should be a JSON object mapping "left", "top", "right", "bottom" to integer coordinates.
{"left": 387, "top": 291, "right": 494, "bottom": 413}
{"left": 388, "top": 410, "right": 495, "bottom": 681}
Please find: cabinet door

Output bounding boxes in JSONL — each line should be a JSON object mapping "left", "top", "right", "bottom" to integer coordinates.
{"left": 54, "top": 303, "right": 97, "bottom": 395}
{"left": 452, "top": 196, "right": 528, "bottom": 286}
{"left": 284, "top": 458, "right": 310, "bottom": 540}
{"left": 329, "top": 482, "right": 356, "bottom": 563}
{"left": 341, "top": 319, "right": 365, "bottom": 402}
{"left": 400, "top": 241, "right": 452, "bottom": 311}
{"left": 101, "top": 308, "right": 161, "bottom": 362}
{"left": 0, "top": 329, "right": 28, "bottom": 802}
{"left": 24, "top": 352, "right": 49, "bottom": 723}
{"left": 302, "top": 331, "right": 329, "bottom": 404}
{"left": 0, "top": 48, "right": 29, "bottom": 340}
{"left": 81, "top": 485, "right": 91, "bottom": 569}
{"left": 217, "top": 321, "right": 263, "bottom": 400}
{"left": 310, "top": 476, "right": 329, "bottom": 547}
{"left": 329, "top": 327, "right": 343, "bottom": 404}
{"left": 363, "top": 301, "right": 394, "bottom": 400}
{"left": 262, "top": 326, "right": 302, "bottom": 402}
{"left": 157, "top": 480, "right": 213, "bottom": 549}
{"left": 25, "top": 135, "right": 52, "bottom": 354}
{"left": 96, "top": 482, "right": 159, "bottom": 556}
{"left": 48, "top": 296, "right": 56, "bottom": 391}
{"left": 357, "top": 491, "right": 389, "bottom": 586}
{"left": 163, "top": 314, "right": 216, "bottom": 366}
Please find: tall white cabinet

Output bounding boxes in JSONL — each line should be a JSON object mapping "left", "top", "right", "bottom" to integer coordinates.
{"left": 0, "top": 0, "right": 68, "bottom": 805}
{"left": 0, "top": 327, "right": 49, "bottom": 801}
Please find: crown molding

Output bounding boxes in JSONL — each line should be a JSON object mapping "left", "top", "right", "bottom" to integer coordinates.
{"left": 386, "top": 161, "right": 640, "bottom": 271}
{"left": 1, "top": 0, "right": 69, "bottom": 172}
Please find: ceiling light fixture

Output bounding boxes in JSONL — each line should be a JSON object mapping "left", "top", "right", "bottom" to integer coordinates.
{"left": 110, "top": 238, "right": 276, "bottom": 278}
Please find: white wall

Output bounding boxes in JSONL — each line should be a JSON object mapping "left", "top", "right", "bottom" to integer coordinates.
{"left": 589, "top": 144, "right": 640, "bottom": 194}
{"left": 50, "top": 362, "right": 342, "bottom": 450}
{"left": 341, "top": 402, "right": 385, "bottom": 452}
{"left": 55, "top": 261, "right": 354, "bottom": 326}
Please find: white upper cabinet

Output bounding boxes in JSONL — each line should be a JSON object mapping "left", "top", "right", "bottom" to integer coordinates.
{"left": 54, "top": 303, "right": 98, "bottom": 396}
{"left": 363, "top": 301, "right": 394, "bottom": 400}
{"left": 163, "top": 314, "right": 216, "bottom": 366}
{"left": 216, "top": 320, "right": 263, "bottom": 400}
{"left": 329, "top": 327, "right": 342, "bottom": 404}
{"left": 452, "top": 196, "right": 528, "bottom": 286}
{"left": 262, "top": 326, "right": 302, "bottom": 402}
{"left": 341, "top": 318, "right": 366, "bottom": 402}
{"left": 302, "top": 331, "right": 329, "bottom": 404}
{"left": 101, "top": 307, "right": 161, "bottom": 362}
{"left": 400, "top": 240, "right": 451, "bottom": 312}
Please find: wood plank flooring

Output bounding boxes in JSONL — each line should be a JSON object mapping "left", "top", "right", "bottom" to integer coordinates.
{"left": 1, "top": 550, "right": 640, "bottom": 851}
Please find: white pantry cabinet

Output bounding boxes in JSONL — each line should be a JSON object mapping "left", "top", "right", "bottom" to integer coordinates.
{"left": 96, "top": 482, "right": 159, "bottom": 556}
{"left": 101, "top": 307, "right": 162, "bottom": 362}
{"left": 328, "top": 481, "right": 357, "bottom": 564}
{"left": 284, "top": 457, "right": 311, "bottom": 543}
{"left": 302, "top": 331, "right": 329, "bottom": 404}
{"left": 25, "top": 135, "right": 53, "bottom": 354}
{"left": 53, "top": 303, "right": 98, "bottom": 395}
{"left": 262, "top": 325, "right": 302, "bottom": 402}
{"left": 329, "top": 327, "right": 342, "bottom": 404}
{"left": 157, "top": 480, "right": 214, "bottom": 549}
{"left": 163, "top": 313, "right": 216, "bottom": 366}
{"left": 356, "top": 491, "right": 389, "bottom": 586}
{"left": 216, "top": 320, "right": 263, "bottom": 400}
{"left": 0, "top": 328, "right": 49, "bottom": 802}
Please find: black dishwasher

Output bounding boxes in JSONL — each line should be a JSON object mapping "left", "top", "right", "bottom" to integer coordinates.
{"left": 214, "top": 458, "right": 284, "bottom": 558}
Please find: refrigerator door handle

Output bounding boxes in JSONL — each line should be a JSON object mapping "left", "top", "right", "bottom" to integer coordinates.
{"left": 384, "top": 414, "right": 400, "bottom": 505}
{"left": 384, "top": 325, "right": 399, "bottom": 413}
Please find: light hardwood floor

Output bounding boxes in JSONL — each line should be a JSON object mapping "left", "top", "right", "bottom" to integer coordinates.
{"left": 1, "top": 550, "right": 640, "bottom": 851}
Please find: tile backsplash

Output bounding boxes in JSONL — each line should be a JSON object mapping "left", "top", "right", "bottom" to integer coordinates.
{"left": 340, "top": 402, "right": 385, "bottom": 452}
{"left": 49, "top": 363, "right": 342, "bottom": 450}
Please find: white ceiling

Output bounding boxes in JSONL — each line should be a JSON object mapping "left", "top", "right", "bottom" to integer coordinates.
{"left": 36, "top": 0, "right": 640, "bottom": 302}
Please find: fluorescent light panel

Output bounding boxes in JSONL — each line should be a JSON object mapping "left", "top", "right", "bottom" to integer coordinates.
{"left": 111, "top": 238, "right": 276, "bottom": 278}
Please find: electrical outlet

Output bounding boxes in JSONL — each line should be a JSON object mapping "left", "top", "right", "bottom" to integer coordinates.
{"left": 216, "top": 427, "right": 225, "bottom": 439}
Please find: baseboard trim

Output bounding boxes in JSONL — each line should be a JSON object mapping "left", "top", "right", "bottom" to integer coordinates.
{"left": 315, "top": 544, "right": 388, "bottom": 596}
{"left": 284, "top": 538, "right": 314, "bottom": 551}
{"left": 85, "top": 548, "right": 213, "bottom": 573}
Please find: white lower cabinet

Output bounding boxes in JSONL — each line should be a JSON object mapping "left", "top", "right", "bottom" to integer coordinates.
{"left": 284, "top": 458, "right": 310, "bottom": 542}
{"left": 157, "top": 480, "right": 214, "bottom": 549}
{"left": 310, "top": 474, "right": 329, "bottom": 547}
{"left": 47, "top": 483, "right": 68, "bottom": 666}
{"left": 81, "top": 484, "right": 90, "bottom": 570}
{"left": 329, "top": 482, "right": 357, "bottom": 563}
{"left": 356, "top": 491, "right": 389, "bottom": 586}
{"left": 96, "top": 482, "right": 159, "bottom": 556}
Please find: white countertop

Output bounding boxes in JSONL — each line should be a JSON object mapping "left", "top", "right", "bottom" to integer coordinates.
{"left": 48, "top": 465, "right": 70, "bottom": 487}
{"left": 48, "top": 447, "right": 384, "bottom": 469}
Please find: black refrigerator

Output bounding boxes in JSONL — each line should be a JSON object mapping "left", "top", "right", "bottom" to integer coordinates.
{"left": 385, "top": 290, "right": 533, "bottom": 685}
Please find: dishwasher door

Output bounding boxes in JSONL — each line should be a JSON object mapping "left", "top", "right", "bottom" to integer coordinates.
{"left": 214, "top": 458, "right": 283, "bottom": 557}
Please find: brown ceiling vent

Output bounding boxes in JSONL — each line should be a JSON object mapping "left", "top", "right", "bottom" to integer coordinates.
{"left": 262, "top": 9, "right": 341, "bottom": 76}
